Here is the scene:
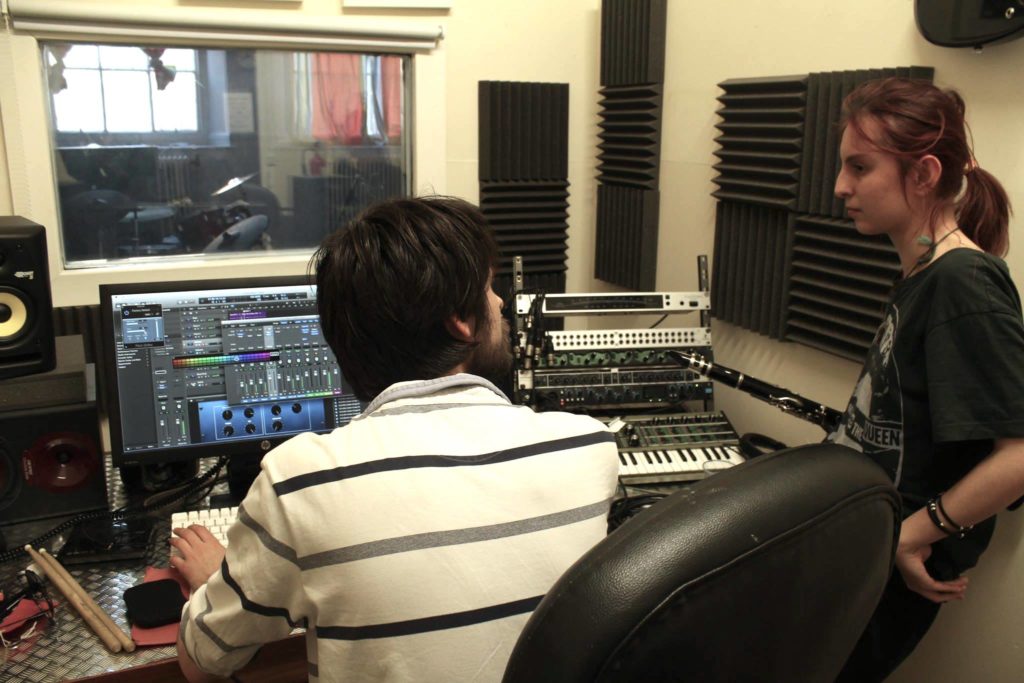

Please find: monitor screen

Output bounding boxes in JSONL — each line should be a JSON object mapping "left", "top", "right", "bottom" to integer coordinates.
{"left": 99, "top": 276, "right": 362, "bottom": 467}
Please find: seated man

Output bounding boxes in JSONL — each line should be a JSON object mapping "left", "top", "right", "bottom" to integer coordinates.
{"left": 171, "top": 196, "right": 619, "bottom": 682}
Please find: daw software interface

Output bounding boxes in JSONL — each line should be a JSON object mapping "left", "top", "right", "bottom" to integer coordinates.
{"left": 101, "top": 278, "right": 363, "bottom": 466}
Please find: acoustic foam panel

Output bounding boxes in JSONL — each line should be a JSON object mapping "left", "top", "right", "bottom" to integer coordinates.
{"left": 594, "top": 0, "right": 667, "bottom": 290}
{"left": 479, "top": 81, "right": 569, "bottom": 183}
{"left": 480, "top": 180, "right": 570, "bottom": 277}
{"left": 479, "top": 82, "right": 571, "bottom": 297}
{"left": 784, "top": 214, "right": 900, "bottom": 361}
{"left": 712, "top": 75, "right": 806, "bottom": 210}
{"left": 711, "top": 201, "right": 789, "bottom": 338}
{"left": 597, "top": 84, "right": 663, "bottom": 190}
{"left": 711, "top": 65, "right": 932, "bottom": 360}
{"left": 595, "top": 185, "right": 659, "bottom": 292}
{"left": 600, "top": 0, "right": 667, "bottom": 87}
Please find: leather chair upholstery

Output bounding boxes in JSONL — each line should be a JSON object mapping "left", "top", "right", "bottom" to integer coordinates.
{"left": 503, "top": 443, "right": 900, "bottom": 683}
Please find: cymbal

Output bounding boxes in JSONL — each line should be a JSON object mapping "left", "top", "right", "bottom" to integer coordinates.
{"left": 212, "top": 172, "right": 258, "bottom": 196}
{"left": 77, "top": 189, "right": 136, "bottom": 211}
{"left": 119, "top": 205, "right": 176, "bottom": 223}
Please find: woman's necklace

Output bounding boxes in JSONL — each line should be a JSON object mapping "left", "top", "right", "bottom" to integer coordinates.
{"left": 904, "top": 225, "right": 961, "bottom": 280}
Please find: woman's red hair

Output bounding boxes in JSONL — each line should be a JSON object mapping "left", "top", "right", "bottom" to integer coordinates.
{"left": 841, "top": 77, "right": 1011, "bottom": 256}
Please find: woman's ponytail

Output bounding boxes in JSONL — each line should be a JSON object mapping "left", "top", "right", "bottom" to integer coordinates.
{"left": 958, "top": 166, "right": 1011, "bottom": 257}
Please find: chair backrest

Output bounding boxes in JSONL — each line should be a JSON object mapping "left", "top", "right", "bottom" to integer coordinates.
{"left": 502, "top": 443, "right": 900, "bottom": 683}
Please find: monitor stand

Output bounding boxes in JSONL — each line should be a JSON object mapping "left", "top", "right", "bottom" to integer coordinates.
{"left": 211, "top": 453, "right": 265, "bottom": 507}
{"left": 119, "top": 460, "right": 200, "bottom": 495}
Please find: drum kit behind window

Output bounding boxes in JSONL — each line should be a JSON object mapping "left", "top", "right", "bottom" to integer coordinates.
{"left": 66, "top": 172, "right": 271, "bottom": 258}
{"left": 170, "top": 172, "right": 272, "bottom": 253}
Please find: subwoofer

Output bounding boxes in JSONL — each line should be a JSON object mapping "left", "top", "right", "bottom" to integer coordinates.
{"left": 0, "top": 402, "right": 107, "bottom": 526}
{"left": 0, "top": 217, "right": 55, "bottom": 380}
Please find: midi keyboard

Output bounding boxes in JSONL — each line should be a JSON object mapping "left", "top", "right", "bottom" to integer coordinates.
{"left": 605, "top": 411, "right": 743, "bottom": 485}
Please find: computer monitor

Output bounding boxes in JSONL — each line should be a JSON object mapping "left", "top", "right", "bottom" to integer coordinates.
{"left": 99, "top": 276, "right": 363, "bottom": 468}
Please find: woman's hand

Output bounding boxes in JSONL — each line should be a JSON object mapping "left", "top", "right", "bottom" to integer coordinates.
{"left": 895, "top": 513, "right": 968, "bottom": 603}
{"left": 892, "top": 438, "right": 1024, "bottom": 603}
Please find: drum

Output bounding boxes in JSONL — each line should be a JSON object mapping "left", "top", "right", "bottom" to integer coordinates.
{"left": 179, "top": 203, "right": 251, "bottom": 252}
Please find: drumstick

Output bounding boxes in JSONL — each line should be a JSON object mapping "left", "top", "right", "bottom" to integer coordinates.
{"left": 24, "top": 545, "right": 123, "bottom": 653}
{"left": 39, "top": 547, "right": 137, "bottom": 653}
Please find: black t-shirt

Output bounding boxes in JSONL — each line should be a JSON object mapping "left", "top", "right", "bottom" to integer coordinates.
{"left": 830, "top": 248, "right": 1024, "bottom": 577}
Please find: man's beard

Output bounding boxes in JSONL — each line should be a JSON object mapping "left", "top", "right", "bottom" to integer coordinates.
{"left": 465, "top": 319, "right": 514, "bottom": 384}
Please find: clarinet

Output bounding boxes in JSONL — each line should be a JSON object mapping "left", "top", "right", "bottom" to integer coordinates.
{"left": 668, "top": 350, "right": 844, "bottom": 433}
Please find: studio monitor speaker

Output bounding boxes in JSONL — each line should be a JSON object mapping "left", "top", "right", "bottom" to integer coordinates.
{"left": 0, "top": 217, "right": 55, "bottom": 380}
{"left": 0, "top": 402, "right": 107, "bottom": 526}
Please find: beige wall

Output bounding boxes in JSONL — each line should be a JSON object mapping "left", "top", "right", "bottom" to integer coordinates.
{"left": 2, "top": 0, "right": 1023, "bottom": 679}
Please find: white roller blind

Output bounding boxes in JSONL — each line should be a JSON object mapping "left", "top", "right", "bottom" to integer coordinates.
{"left": 6, "top": 0, "right": 444, "bottom": 52}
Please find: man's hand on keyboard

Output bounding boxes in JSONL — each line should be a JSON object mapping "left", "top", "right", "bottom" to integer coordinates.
{"left": 169, "top": 525, "right": 226, "bottom": 592}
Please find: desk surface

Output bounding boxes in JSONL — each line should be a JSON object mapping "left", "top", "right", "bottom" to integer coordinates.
{"left": 1, "top": 459, "right": 209, "bottom": 681}
{"left": 2, "top": 526, "right": 177, "bottom": 680}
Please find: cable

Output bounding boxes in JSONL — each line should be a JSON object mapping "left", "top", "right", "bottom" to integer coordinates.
{"left": 0, "top": 456, "right": 229, "bottom": 565}
{"left": 607, "top": 482, "right": 668, "bottom": 533}
{"left": 527, "top": 292, "right": 546, "bottom": 367}
{"left": 514, "top": 289, "right": 548, "bottom": 372}
{"left": 649, "top": 314, "right": 668, "bottom": 329}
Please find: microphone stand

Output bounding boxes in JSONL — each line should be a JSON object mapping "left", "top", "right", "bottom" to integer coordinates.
{"left": 669, "top": 351, "right": 844, "bottom": 434}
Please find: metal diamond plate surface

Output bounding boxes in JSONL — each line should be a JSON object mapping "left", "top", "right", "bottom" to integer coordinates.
{"left": 1, "top": 456, "right": 227, "bottom": 681}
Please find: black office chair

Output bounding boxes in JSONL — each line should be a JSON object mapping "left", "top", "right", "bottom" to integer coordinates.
{"left": 503, "top": 443, "right": 900, "bottom": 683}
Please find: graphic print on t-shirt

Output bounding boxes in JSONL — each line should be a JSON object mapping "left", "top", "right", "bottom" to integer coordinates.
{"left": 830, "top": 305, "right": 905, "bottom": 485}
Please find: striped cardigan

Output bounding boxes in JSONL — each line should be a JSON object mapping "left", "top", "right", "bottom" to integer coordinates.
{"left": 180, "top": 373, "right": 619, "bottom": 681}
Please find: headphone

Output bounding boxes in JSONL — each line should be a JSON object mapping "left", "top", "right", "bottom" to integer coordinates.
{"left": 739, "top": 432, "right": 788, "bottom": 459}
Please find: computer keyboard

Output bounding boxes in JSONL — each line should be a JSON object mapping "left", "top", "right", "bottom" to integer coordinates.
{"left": 170, "top": 506, "right": 239, "bottom": 547}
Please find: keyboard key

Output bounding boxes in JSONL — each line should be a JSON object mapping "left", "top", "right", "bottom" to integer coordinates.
{"left": 170, "top": 506, "right": 238, "bottom": 548}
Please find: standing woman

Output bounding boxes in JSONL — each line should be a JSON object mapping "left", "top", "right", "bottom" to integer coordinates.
{"left": 830, "top": 77, "right": 1024, "bottom": 681}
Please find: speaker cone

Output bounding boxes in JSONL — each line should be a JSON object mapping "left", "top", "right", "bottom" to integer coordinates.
{"left": 22, "top": 433, "right": 100, "bottom": 493}
{"left": 0, "top": 288, "right": 30, "bottom": 342}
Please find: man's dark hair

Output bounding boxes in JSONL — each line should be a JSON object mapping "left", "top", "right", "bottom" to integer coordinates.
{"left": 312, "top": 196, "right": 499, "bottom": 401}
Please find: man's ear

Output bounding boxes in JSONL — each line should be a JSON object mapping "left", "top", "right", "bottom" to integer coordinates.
{"left": 444, "top": 314, "right": 475, "bottom": 342}
{"left": 910, "top": 155, "right": 943, "bottom": 194}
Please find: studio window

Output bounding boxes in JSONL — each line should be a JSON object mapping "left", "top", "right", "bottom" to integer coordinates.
{"left": 43, "top": 41, "right": 412, "bottom": 266}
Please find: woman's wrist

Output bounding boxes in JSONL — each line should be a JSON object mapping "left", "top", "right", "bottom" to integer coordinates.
{"left": 899, "top": 508, "right": 947, "bottom": 550}
{"left": 927, "top": 494, "right": 974, "bottom": 538}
